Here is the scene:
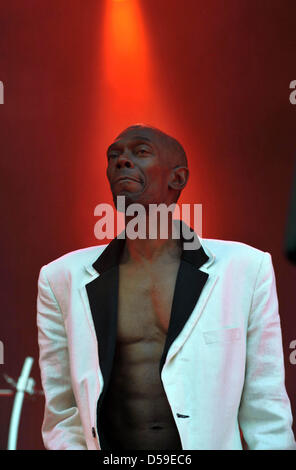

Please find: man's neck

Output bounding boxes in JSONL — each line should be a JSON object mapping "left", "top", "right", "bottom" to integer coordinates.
{"left": 121, "top": 214, "right": 182, "bottom": 265}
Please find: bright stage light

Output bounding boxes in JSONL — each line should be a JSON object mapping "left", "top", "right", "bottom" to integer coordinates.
{"left": 102, "top": 0, "right": 150, "bottom": 105}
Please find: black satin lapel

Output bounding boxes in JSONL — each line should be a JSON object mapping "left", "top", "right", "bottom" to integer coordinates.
{"left": 85, "top": 265, "right": 119, "bottom": 449}
{"left": 86, "top": 266, "right": 119, "bottom": 384}
{"left": 159, "top": 260, "right": 209, "bottom": 375}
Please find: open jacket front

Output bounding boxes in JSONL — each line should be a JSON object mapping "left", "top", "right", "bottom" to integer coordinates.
{"left": 37, "top": 223, "right": 296, "bottom": 450}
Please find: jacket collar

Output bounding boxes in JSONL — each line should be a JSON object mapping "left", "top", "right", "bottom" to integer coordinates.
{"left": 92, "top": 219, "right": 211, "bottom": 274}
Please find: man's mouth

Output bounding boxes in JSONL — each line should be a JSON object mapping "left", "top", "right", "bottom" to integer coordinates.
{"left": 113, "top": 176, "right": 141, "bottom": 184}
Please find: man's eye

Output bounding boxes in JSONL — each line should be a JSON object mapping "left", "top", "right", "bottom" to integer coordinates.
{"left": 107, "top": 153, "right": 117, "bottom": 159}
{"left": 136, "top": 147, "right": 149, "bottom": 155}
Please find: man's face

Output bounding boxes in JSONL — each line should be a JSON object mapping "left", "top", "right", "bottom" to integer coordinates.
{"left": 106, "top": 127, "right": 172, "bottom": 209}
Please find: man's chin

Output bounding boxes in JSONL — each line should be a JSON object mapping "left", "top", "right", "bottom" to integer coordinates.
{"left": 113, "top": 193, "right": 141, "bottom": 212}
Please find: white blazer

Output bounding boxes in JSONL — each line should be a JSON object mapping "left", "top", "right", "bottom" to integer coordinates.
{"left": 37, "top": 226, "right": 296, "bottom": 450}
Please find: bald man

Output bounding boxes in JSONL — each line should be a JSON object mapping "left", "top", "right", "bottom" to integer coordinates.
{"left": 37, "top": 124, "right": 296, "bottom": 450}
{"left": 101, "top": 125, "right": 188, "bottom": 450}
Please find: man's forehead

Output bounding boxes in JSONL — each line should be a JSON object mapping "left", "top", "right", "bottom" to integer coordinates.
{"left": 113, "top": 127, "right": 163, "bottom": 146}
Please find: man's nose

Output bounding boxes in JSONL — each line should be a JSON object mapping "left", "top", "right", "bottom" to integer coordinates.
{"left": 116, "top": 150, "right": 134, "bottom": 169}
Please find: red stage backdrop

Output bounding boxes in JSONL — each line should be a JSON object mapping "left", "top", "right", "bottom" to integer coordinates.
{"left": 0, "top": 0, "right": 295, "bottom": 449}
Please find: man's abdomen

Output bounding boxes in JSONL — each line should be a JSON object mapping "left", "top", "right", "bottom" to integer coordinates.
{"left": 101, "top": 340, "right": 182, "bottom": 450}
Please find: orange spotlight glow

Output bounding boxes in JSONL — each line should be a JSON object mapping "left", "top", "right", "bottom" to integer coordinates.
{"left": 102, "top": 0, "right": 150, "bottom": 108}
{"left": 85, "top": 0, "right": 182, "bottom": 234}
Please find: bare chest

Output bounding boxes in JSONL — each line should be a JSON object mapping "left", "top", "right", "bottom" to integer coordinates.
{"left": 117, "top": 260, "right": 180, "bottom": 344}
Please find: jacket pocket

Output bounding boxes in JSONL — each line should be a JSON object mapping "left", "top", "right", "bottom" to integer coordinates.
{"left": 202, "top": 327, "right": 241, "bottom": 345}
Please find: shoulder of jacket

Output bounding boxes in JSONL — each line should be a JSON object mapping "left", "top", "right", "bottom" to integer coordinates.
{"left": 40, "top": 244, "right": 108, "bottom": 278}
{"left": 201, "top": 237, "right": 268, "bottom": 268}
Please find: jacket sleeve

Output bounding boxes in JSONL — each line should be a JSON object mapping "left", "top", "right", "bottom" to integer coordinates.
{"left": 238, "top": 252, "right": 296, "bottom": 450}
{"left": 37, "top": 265, "right": 87, "bottom": 450}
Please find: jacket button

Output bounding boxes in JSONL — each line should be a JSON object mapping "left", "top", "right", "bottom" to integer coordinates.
{"left": 92, "top": 427, "right": 96, "bottom": 438}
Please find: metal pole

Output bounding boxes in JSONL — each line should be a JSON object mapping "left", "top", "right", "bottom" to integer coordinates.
{"left": 7, "top": 357, "right": 34, "bottom": 450}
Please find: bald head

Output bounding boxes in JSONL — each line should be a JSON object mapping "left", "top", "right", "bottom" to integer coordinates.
{"left": 116, "top": 124, "right": 188, "bottom": 170}
{"left": 108, "top": 124, "right": 189, "bottom": 205}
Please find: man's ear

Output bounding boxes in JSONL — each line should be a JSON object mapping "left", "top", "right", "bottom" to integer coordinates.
{"left": 168, "top": 166, "right": 189, "bottom": 191}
